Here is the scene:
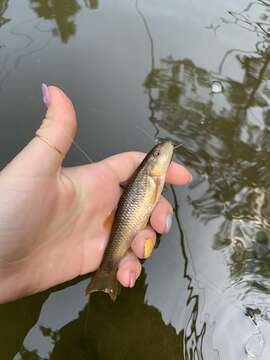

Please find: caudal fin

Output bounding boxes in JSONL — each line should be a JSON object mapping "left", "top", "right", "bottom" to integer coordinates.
{"left": 85, "top": 270, "right": 120, "bottom": 301}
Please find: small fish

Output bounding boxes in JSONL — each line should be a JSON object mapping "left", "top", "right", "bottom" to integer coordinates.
{"left": 85, "top": 141, "right": 174, "bottom": 300}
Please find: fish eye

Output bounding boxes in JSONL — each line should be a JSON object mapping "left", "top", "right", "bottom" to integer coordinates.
{"left": 153, "top": 149, "right": 161, "bottom": 157}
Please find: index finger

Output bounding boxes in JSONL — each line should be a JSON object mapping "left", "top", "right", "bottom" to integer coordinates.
{"left": 101, "top": 151, "right": 192, "bottom": 185}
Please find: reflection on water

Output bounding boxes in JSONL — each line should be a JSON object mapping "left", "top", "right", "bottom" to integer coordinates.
{"left": 0, "top": 292, "right": 48, "bottom": 359}
{"left": 0, "top": 0, "right": 97, "bottom": 95}
{"left": 0, "top": 0, "right": 99, "bottom": 47}
{"left": 0, "top": 0, "right": 9, "bottom": 29}
{"left": 142, "top": 1, "right": 270, "bottom": 358}
{"left": 84, "top": 0, "right": 98, "bottom": 10}
{"left": 30, "top": 0, "right": 81, "bottom": 43}
{"left": 170, "top": 187, "right": 206, "bottom": 359}
{"left": 83, "top": 273, "right": 183, "bottom": 360}
{"left": 10, "top": 275, "right": 183, "bottom": 360}
{"left": 135, "top": 3, "right": 206, "bottom": 357}
{"left": 1, "top": 0, "right": 270, "bottom": 359}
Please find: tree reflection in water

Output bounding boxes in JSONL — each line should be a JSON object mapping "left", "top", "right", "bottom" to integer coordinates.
{"left": 1, "top": 0, "right": 100, "bottom": 43}
{"left": 30, "top": 0, "right": 81, "bottom": 43}
{"left": 15, "top": 274, "right": 184, "bottom": 360}
{"left": 143, "top": 2, "right": 270, "bottom": 330}
{"left": 84, "top": 0, "right": 99, "bottom": 10}
{"left": 0, "top": 0, "right": 9, "bottom": 29}
{"left": 136, "top": 2, "right": 206, "bottom": 357}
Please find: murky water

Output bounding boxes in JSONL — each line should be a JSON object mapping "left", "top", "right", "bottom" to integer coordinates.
{"left": 1, "top": 0, "right": 270, "bottom": 359}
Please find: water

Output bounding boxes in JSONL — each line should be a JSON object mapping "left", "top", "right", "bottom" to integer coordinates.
{"left": 211, "top": 81, "right": 223, "bottom": 94}
{"left": 1, "top": 0, "right": 270, "bottom": 359}
{"left": 245, "top": 333, "right": 265, "bottom": 358}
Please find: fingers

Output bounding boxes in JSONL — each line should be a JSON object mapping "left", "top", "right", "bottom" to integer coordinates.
{"left": 116, "top": 229, "right": 156, "bottom": 287}
{"left": 117, "top": 252, "right": 141, "bottom": 288}
{"left": 117, "top": 196, "right": 173, "bottom": 288}
{"left": 36, "top": 85, "right": 77, "bottom": 160}
{"left": 150, "top": 195, "right": 173, "bottom": 234}
{"left": 6, "top": 85, "right": 77, "bottom": 176}
{"left": 117, "top": 228, "right": 155, "bottom": 288}
{"left": 131, "top": 226, "right": 156, "bottom": 259}
{"left": 101, "top": 151, "right": 192, "bottom": 185}
{"left": 167, "top": 162, "right": 192, "bottom": 185}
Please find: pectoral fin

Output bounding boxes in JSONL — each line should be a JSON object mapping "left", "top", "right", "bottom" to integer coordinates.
{"left": 120, "top": 176, "right": 132, "bottom": 189}
{"left": 150, "top": 176, "right": 162, "bottom": 205}
{"left": 103, "top": 210, "right": 115, "bottom": 231}
{"left": 120, "top": 180, "right": 129, "bottom": 189}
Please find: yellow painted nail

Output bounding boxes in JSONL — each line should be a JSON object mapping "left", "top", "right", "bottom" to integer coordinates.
{"left": 144, "top": 238, "right": 154, "bottom": 258}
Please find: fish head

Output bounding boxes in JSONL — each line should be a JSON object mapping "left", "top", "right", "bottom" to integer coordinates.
{"left": 146, "top": 141, "right": 174, "bottom": 177}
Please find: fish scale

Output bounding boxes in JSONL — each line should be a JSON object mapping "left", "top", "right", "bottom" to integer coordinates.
{"left": 85, "top": 141, "right": 174, "bottom": 300}
{"left": 103, "top": 172, "right": 153, "bottom": 269}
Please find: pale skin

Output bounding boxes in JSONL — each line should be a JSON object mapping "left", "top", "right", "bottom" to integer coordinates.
{"left": 0, "top": 86, "right": 192, "bottom": 304}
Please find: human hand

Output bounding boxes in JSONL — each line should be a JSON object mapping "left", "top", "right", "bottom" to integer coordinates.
{"left": 0, "top": 85, "right": 192, "bottom": 303}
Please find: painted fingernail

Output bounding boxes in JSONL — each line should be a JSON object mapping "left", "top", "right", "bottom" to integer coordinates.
{"left": 128, "top": 271, "right": 137, "bottom": 288}
{"left": 41, "top": 83, "right": 50, "bottom": 107}
{"left": 144, "top": 238, "right": 154, "bottom": 258}
{"left": 165, "top": 214, "right": 173, "bottom": 233}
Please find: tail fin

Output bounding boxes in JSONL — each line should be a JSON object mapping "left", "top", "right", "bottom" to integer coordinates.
{"left": 85, "top": 270, "right": 120, "bottom": 301}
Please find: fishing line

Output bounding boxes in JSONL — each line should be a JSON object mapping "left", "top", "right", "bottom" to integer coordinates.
{"left": 135, "top": 125, "right": 158, "bottom": 144}
{"left": 173, "top": 143, "right": 183, "bottom": 150}
{"left": 72, "top": 140, "right": 94, "bottom": 163}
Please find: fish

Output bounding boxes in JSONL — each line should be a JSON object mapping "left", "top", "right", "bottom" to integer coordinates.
{"left": 85, "top": 141, "right": 174, "bottom": 301}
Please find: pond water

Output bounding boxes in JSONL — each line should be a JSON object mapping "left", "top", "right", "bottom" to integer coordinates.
{"left": 1, "top": 0, "right": 270, "bottom": 359}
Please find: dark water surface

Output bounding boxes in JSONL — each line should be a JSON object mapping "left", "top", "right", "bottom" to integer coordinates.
{"left": 1, "top": 0, "right": 270, "bottom": 359}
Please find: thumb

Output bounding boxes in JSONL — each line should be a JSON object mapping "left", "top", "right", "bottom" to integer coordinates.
{"left": 7, "top": 85, "right": 77, "bottom": 176}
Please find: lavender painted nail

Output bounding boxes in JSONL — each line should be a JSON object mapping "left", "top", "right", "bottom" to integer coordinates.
{"left": 165, "top": 214, "right": 173, "bottom": 233}
{"left": 41, "top": 83, "right": 50, "bottom": 107}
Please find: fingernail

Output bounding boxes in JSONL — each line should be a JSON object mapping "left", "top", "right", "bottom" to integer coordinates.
{"left": 144, "top": 238, "right": 154, "bottom": 258}
{"left": 165, "top": 214, "right": 173, "bottom": 233}
{"left": 128, "top": 271, "right": 137, "bottom": 288}
{"left": 41, "top": 83, "right": 50, "bottom": 107}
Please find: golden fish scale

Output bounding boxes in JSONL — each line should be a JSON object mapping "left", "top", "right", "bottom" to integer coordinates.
{"left": 101, "top": 169, "right": 157, "bottom": 272}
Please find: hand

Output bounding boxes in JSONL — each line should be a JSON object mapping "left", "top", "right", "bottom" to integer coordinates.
{"left": 0, "top": 85, "right": 192, "bottom": 303}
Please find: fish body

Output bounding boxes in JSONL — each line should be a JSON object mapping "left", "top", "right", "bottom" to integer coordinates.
{"left": 85, "top": 141, "right": 174, "bottom": 300}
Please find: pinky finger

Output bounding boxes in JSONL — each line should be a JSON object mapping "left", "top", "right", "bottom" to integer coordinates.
{"left": 117, "top": 252, "right": 141, "bottom": 288}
